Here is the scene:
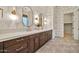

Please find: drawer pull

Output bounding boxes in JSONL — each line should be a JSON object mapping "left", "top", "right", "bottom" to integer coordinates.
{"left": 0, "top": 50, "right": 3, "bottom": 52}
{"left": 16, "top": 46, "right": 24, "bottom": 51}
{"left": 16, "top": 38, "right": 24, "bottom": 42}
{"left": 4, "top": 50, "right": 8, "bottom": 52}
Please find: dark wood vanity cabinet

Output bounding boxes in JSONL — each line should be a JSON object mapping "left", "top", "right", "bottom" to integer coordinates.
{"left": 28, "top": 35, "right": 35, "bottom": 53}
{"left": 39, "top": 30, "right": 52, "bottom": 47}
{"left": 45, "top": 30, "right": 51, "bottom": 41}
{"left": 0, "top": 42, "right": 3, "bottom": 53}
{"left": 34, "top": 34, "right": 40, "bottom": 51}
{"left": 3, "top": 37, "right": 28, "bottom": 53}
{"left": 0, "top": 30, "right": 52, "bottom": 53}
{"left": 39, "top": 32, "right": 46, "bottom": 46}
{"left": 48, "top": 30, "right": 52, "bottom": 40}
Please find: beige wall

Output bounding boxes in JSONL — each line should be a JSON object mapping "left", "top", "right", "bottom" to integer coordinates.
{"left": 0, "top": 6, "right": 23, "bottom": 34}
{"left": 31, "top": 6, "right": 53, "bottom": 29}
{"left": 0, "top": 6, "right": 54, "bottom": 34}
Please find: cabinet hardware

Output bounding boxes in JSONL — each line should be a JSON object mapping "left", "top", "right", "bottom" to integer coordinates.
{"left": 16, "top": 46, "right": 24, "bottom": 51}
{"left": 0, "top": 50, "right": 3, "bottom": 52}
{"left": 16, "top": 38, "right": 24, "bottom": 42}
{"left": 4, "top": 50, "right": 8, "bottom": 52}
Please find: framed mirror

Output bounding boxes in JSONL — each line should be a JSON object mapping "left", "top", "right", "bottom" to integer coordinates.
{"left": 22, "top": 6, "right": 33, "bottom": 27}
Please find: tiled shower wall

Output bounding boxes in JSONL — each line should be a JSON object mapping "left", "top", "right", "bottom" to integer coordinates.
{"left": 53, "top": 7, "right": 64, "bottom": 38}
{"left": 0, "top": 6, "right": 53, "bottom": 34}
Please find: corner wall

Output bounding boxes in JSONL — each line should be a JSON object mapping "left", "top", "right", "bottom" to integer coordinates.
{"left": 53, "top": 6, "right": 79, "bottom": 40}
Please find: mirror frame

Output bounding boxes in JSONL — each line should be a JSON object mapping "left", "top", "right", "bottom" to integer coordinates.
{"left": 22, "top": 6, "right": 33, "bottom": 27}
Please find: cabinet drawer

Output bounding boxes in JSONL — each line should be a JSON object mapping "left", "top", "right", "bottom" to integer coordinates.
{"left": 0, "top": 42, "right": 3, "bottom": 53}
{"left": 4, "top": 42, "right": 27, "bottom": 53}
{"left": 40, "top": 38, "right": 45, "bottom": 46}
{"left": 39, "top": 33, "right": 46, "bottom": 46}
{"left": 4, "top": 37, "right": 25, "bottom": 48}
{"left": 48, "top": 30, "right": 52, "bottom": 39}
{"left": 35, "top": 38, "right": 39, "bottom": 50}
{"left": 46, "top": 30, "right": 52, "bottom": 40}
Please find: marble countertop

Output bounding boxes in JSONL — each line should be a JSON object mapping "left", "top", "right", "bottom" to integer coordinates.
{"left": 0, "top": 28, "right": 52, "bottom": 42}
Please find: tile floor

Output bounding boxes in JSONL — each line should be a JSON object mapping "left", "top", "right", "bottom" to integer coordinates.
{"left": 36, "top": 34, "right": 79, "bottom": 53}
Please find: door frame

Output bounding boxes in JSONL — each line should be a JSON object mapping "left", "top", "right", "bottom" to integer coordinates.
{"left": 63, "top": 12, "right": 74, "bottom": 37}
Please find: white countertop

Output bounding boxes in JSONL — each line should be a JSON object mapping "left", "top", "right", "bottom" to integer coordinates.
{"left": 0, "top": 28, "right": 52, "bottom": 42}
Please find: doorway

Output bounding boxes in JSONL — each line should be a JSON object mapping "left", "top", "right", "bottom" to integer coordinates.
{"left": 64, "top": 13, "right": 74, "bottom": 40}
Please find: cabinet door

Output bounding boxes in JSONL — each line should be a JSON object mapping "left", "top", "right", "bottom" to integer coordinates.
{"left": 34, "top": 34, "right": 40, "bottom": 51}
{"left": 44, "top": 32, "right": 48, "bottom": 42}
{"left": 28, "top": 35, "right": 35, "bottom": 53}
{"left": 18, "top": 37, "right": 28, "bottom": 53}
{"left": 0, "top": 42, "right": 3, "bottom": 53}
{"left": 39, "top": 32, "right": 46, "bottom": 46}
{"left": 47, "top": 30, "right": 52, "bottom": 40}
{"left": 49, "top": 30, "right": 52, "bottom": 40}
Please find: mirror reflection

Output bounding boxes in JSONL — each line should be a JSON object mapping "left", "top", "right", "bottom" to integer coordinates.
{"left": 22, "top": 7, "right": 33, "bottom": 27}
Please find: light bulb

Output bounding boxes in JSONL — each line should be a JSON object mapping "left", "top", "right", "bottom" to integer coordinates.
{"left": 34, "top": 19, "right": 39, "bottom": 25}
{"left": 9, "top": 14, "right": 18, "bottom": 20}
{"left": 44, "top": 22, "right": 47, "bottom": 25}
{"left": 44, "top": 18, "right": 47, "bottom": 21}
{"left": 34, "top": 14, "right": 39, "bottom": 25}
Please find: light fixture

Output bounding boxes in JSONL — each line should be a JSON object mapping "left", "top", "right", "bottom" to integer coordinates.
{"left": 0, "top": 8, "right": 3, "bottom": 18}
{"left": 34, "top": 18, "right": 39, "bottom": 25}
{"left": 34, "top": 14, "right": 39, "bottom": 25}
{"left": 9, "top": 7, "right": 18, "bottom": 20}
{"left": 11, "top": 7, "right": 16, "bottom": 15}
{"left": 44, "top": 18, "right": 47, "bottom": 25}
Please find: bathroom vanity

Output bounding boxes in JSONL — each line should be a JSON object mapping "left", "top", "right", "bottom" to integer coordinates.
{"left": 0, "top": 29, "right": 52, "bottom": 53}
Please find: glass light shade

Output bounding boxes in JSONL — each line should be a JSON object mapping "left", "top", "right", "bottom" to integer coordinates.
{"left": 9, "top": 14, "right": 18, "bottom": 20}
{"left": 44, "top": 22, "right": 47, "bottom": 25}
{"left": 44, "top": 18, "right": 47, "bottom": 25}
{"left": 34, "top": 14, "right": 39, "bottom": 25}
{"left": 44, "top": 18, "right": 46, "bottom": 21}
{"left": 34, "top": 19, "right": 39, "bottom": 25}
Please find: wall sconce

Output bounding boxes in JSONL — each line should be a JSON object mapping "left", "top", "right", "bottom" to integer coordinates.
{"left": 34, "top": 14, "right": 39, "bottom": 25}
{"left": 11, "top": 7, "right": 16, "bottom": 15}
{"left": 0, "top": 8, "right": 3, "bottom": 18}
{"left": 9, "top": 7, "right": 18, "bottom": 20}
